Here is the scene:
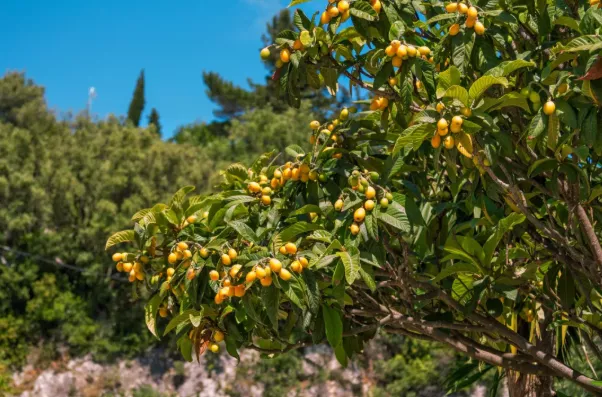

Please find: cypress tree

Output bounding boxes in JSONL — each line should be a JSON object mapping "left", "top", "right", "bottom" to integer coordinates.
{"left": 147, "top": 108, "right": 162, "bottom": 136}
{"left": 127, "top": 69, "right": 145, "bottom": 126}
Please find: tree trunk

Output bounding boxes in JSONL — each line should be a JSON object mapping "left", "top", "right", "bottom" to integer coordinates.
{"left": 507, "top": 372, "right": 554, "bottom": 397}
{"left": 507, "top": 311, "right": 555, "bottom": 397}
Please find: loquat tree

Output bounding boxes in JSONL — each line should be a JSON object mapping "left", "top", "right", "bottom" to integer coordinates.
{"left": 107, "top": 0, "right": 602, "bottom": 395}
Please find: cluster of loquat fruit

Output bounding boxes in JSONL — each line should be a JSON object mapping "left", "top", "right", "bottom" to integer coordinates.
{"left": 112, "top": 251, "right": 149, "bottom": 282}
{"left": 431, "top": 107, "right": 469, "bottom": 150}
{"left": 445, "top": 3, "right": 486, "bottom": 36}
{"left": 208, "top": 242, "right": 309, "bottom": 305}
{"left": 334, "top": 170, "right": 393, "bottom": 235}
{"left": 308, "top": 107, "right": 357, "bottom": 159}
{"left": 320, "top": 0, "right": 352, "bottom": 25}
{"left": 384, "top": 39, "right": 433, "bottom": 69}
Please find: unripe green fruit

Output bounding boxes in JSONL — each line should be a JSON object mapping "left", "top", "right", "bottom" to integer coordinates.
{"left": 260, "top": 48, "right": 271, "bottom": 60}
{"left": 380, "top": 198, "right": 389, "bottom": 208}
{"left": 385, "top": 192, "right": 393, "bottom": 201}
{"left": 369, "top": 171, "right": 380, "bottom": 182}
{"left": 348, "top": 175, "right": 359, "bottom": 187}
{"left": 520, "top": 87, "right": 530, "bottom": 97}
{"left": 529, "top": 91, "right": 541, "bottom": 103}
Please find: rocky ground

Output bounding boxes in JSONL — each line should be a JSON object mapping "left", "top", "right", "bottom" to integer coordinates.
{"left": 9, "top": 345, "right": 501, "bottom": 397}
{"left": 10, "top": 347, "right": 366, "bottom": 397}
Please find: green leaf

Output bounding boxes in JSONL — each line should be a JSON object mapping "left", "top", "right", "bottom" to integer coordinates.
{"left": 528, "top": 158, "right": 558, "bottom": 177}
{"left": 443, "top": 237, "right": 482, "bottom": 269}
{"left": 228, "top": 221, "right": 259, "bottom": 243}
{"left": 336, "top": 245, "right": 360, "bottom": 285}
{"left": 553, "top": 35, "right": 602, "bottom": 53}
{"left": 452, "top": 273, "right": 474, "bottom": 302}
{"left": 262, "top": 286, "right": 280, "bottom": 331}
{"left": 131, "top": 208, "right": 152, "bottom": 222}
{"left": 145, "top": 294, "right": 163, "bottom": 340}
{"left": 389, "top": 21, "right": 405, "bottom": 40}
{"left": 426, "top": 13, "right": 457, "bottom": 24}
{"left": 441, "top": 85, "right": 470, "bottom": 107}
{"left": 293, "top": 9, "right": 312, "bottom": 31}
{"left": 374, "top": 62, "right": 394, "bottom": 90}
{"left": 376, "top": 202, "right": 410, "bottom": 232}
{"left": 288, "top": 0, "right": 312, "bottom": 6}
{"left": 303, "top": 271, "right": 321, "bottom": 313}
{"left": 392, "top": 123, "right": 433, "bottom": 153}
{"left": 486, "top": 92, "right": 530, "bottom": 112}
{"left": 225, "top": 335, "right": 240, "bottom": 361}
{"left": 553, "top": 16, "right": 581, "bottom": 32}
{"left": 164, "top": 309, "right": 198, "bottom": 336}
{"left": 547, "top": 113, "right": 559, "bottom": 150}
{"left": 432, "top": 263, "right": 480, "bottom": 283}
{"left": 527, "top": 112, "right": 545, "bottom": 141}
{"left": 350, "top": 1, "right": 377, "bottom": 21}
{"left": 285, "top": 144, "right": 305, "bottom": 158}
{"left": 483, "top": 213, "right": 526, "bottom": 267}
{"left": 170, "top": 186, "right": 195, "bottom": 208}
{"left": 436, "top": 66, "right": 461, "bottom": 97}
{"left": 364, "top": 211, "right": 379, "bottom": 241}
{"left": 558, "top": 271, "right": 575, "bottom": 310}
{"left": 278, "top": 222, "right": 323, "bottom": 243}
{"left": 334, "top": 342, "right": 348, "bottom": 367}
{"left": 105, "top": 230, "right": 135, "bottom": 250}
{"left": 468, "top": 76, "right": 509, "bottom": 101}
{"left": 322, "top": 304, "right": 343, "bottom": 348}
{"left": 224, "top": 164, "right": 248, "bottom": 182}
{"left": 280, "top": 279, "right": 305, "bottom": 309}
{"left": 484, "top": 60, "right": 535, "bottom": 77}
{"left": 359, "top": 266, "right": 376, "bottom": 292}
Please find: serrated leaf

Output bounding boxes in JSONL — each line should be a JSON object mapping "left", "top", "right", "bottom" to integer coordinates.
{"left": 350, "top": 1, "right": 377, "bottom": 21}
{"left": 484, "top": 60, "right": 535, "bottom": 77}
{"left": 131, "top": 208, "right": 152, "bottom": 222}
{"left": 336, "top": 246, "right": 360, "bottom": 285}
{"left": 170, "top": 186, "right": 195, "bottom": 208}
{"left": 358, "top": 266, "right": 376, "bottom": 292}
{"left": 392, "top": 123, "right": 433, "bottom": 153}
{"left": 469, "top": 76, "right": 509, "bottom": 101}
{"left": 437, "top": 66, "right": 461, "bottom": 96}
{"left": 376, "top": 202, "right": 410, "bottom": 232}
{"left": 554, "top": 35, "right": 602, "bottom": 53}
{"left": 105, "top": 230, "right": 135, "bottom": 250}
{"left": 442, "top": 85, "right": 470, "bottom": 106}
{"left": 228, "top": 221, "right": 259, "bottom": 243}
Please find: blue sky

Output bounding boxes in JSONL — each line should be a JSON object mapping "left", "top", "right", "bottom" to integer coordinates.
{"left": 0, "top": 0, "right": 310, "bottom": 137}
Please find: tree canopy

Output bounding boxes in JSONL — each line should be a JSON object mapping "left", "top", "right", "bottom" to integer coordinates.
{"left": 110, "top": 0, "right": 602, "bottom": 395}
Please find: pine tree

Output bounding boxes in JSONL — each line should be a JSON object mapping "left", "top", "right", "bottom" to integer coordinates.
{"left": 147, "top": 108, "right": 162, "bottom": 136}
{"left": 127, "top": 70, "right": 145, "bottom": 126}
